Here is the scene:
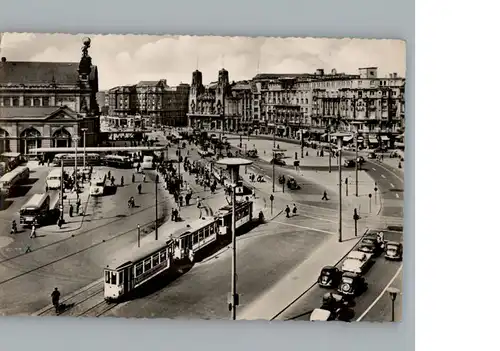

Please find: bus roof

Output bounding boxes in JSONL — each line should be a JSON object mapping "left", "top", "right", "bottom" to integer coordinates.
{"left": 48, "top": 168, "right": 63, "bottom": 176}
{"left": 0, "top": 166, "right": 29, "bottom": 182}
{"left": 1, "top": 152, "right": 21, "bottom": 158}
{"left": 21, "top": 193, "right": 49, "bottom": 210}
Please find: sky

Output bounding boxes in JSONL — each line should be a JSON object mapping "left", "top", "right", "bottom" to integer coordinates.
{"left": 0, "top": 33, "right": 406, "bottom": 91}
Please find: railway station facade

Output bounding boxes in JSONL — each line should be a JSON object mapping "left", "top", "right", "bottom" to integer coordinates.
{"left": 0, "top": 37, "right": 100, "bottom": 155}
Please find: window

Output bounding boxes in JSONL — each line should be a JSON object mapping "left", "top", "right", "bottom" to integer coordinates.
{"left": 193, "top": 234, "right": 199, "bottom": 244}
{"left": 105, "top": 271, "right": 110, "bottom": 283}
{"left": 144, "top": 258, "right": 152, "bottom": 271}
{"left": 118, "top": 271, "right": 124, "bottom": 285}
{"left": 110, "top": 272, "right": 117, "bottom": 285}
{"left": 152, "top": 254, "right": 159, "bottom": 267}
{"left": 42, "top": 97, "right": 50, "bottom": 106}
{"left": 3, "top": 98, "right": 10, "bottom": 106}
{"left": 12, "top": 98, "right": 19, "bottom": 106}
{"left": 160, "top": 250, "right": 167, "bottom": 262}
{"left": 34, "top": 98, "right": 41, "bottom": 106}
{"left": 135, "top": 263, "right": 144, "bottom": 276}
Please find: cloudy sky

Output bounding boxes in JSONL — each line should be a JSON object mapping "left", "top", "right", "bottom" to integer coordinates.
{"left": 0, "top": 33, "right": 405, "bottom": 90}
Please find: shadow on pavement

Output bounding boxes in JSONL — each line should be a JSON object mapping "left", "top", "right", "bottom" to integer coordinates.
{"left": 0, "top": 199, "right": 14, "bottom": 211}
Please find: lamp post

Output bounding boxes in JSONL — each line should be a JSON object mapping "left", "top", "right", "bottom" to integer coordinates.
{"left": 354, "top": 131, "right": 359, "bottom": 197}
{"left": 81, "top": 128, "right": 88, "bottom": 174}
{"left": 387, "top": 287, "right": 400, "bottom": 322}
{"left": 72, "top": 136, "right": 80, "bottom": 191}
{"left": 59, "top": 158, "right": 65, "bottom": 223}
{"left": 332, "top": 132, "right": 351, "bottom": 242}
{"left": 216, "top": 157, "right": 253, "bottom": 321}
{"left": 155, "top": 174, "right": 159, "bottom": 240}
{"left": 271, "top": 148, "right": 286, "bottom": 193}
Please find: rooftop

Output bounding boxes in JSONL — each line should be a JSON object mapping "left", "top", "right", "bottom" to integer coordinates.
{"left": 0, "top": 106, "right": 79, "bottom": 120}
{"left": 0, "top": 60, "right": 94, "bottom": 85}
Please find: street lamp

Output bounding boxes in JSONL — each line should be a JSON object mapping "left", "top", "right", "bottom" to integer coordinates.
{"left": 72, "top": 135, "right": 80, "bottom": 191}
{"left": 354, "top": 131, "right": 359, "bottom": 197}
{"left": 155, "top": 174, "right": 159, "bottom": 240}
{"left": 332, "top": 132, "right": 351, "bottom": 243}
{"left": 216, "top": 157, "right": 253, "bottom": 321}
{"left": 81, "top": 128, "right": 88, "bottom": 174}
{"left": 387, "top": 287, "right": 400, "bottom": 322}
{"left": 271, "top": 148, "right": 286, "bottom": 193}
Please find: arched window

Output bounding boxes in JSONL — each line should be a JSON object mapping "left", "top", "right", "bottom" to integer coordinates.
{"left": 0, "top": 128, "right": 10, "bottom": 153}
{"left": 20, "top": 127, "right": 42, "bottom": 154}
{"left": 52, "top": 128, "right": 72, "bottom": 148}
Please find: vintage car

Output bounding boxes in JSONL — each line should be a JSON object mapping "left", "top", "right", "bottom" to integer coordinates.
{"left": 341, "top": 250, "right": 374, "bottom": 275}
{"left": 246, "top": 149, "right": 258, "bottom": 158}
{"left": 367, "top": 152, "right": 376, "bottom": 159}
{"left": 270, "top": 158, "right": 286, "bottom": 166}
{"left": 337, "top": 272, "right": 368, "bottom": 297}
{"left": 319, "top": 292, "right": 355, "bottom": 322}
{"left": 385, "top": 241, "right": 403, "bottom": 261}
{"left": 317, "top": 266, "right": 342, "bottom": 288}
{"left": 310, "top": 308, "right": 335, "bottom": 321}
{"left": 343, "top": 159, "right": 356, "bottom": 168}
{"left": 357, "top": 237, "right": 384, "bottom": 256}
{"left": 286, "top": 177, "right": 301, "bottom": 190}
{"left": 356, "top": 156, "right": 365, "bottom": 164}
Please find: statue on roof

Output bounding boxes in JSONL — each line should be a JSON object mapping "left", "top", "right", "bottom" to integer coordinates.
{"left": 79, "top": 37, "right": 92, "bottom": 76}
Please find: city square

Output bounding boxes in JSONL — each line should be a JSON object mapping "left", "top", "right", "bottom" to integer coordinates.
{"left": 0, "top": 33, "right": 405, "bottom": 322}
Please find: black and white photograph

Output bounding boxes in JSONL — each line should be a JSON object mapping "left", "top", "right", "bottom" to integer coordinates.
{"left": 0, "top": 33, "right": 405, "bottom": 322}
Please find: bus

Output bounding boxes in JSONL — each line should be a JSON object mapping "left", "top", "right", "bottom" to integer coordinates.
{"left": 102, "top": 155, "right": 133, "bottom": 169}
{"left": 19, "top": 193, "right": 51, "bottom": 227}
{"left": 89, "top": 171, "right": 108, "bottom": 196}
{"left": 46, "top": 168, "right": 63, "bottom": 190}
{"left": 0, "top": 166, "right": 30, "bottom": 196}
{"left": 0, "top": 152, "right": 23, "bottom": 171}
{"left": 52, "top": 153, "right": 101, "bottom": 167}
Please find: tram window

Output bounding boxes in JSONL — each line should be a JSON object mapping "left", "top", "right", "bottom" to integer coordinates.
{"left": 193, "top": 234, "right": 199, "bottom": 244}
{"left": 118, "top": 271, "right": 124, "bottom": 285}
{"left": 210, "top": 225, "right": 214, "bottom": 235}
{"left": 110, "top": 272, "right": 117, "bottom": 285}
{"left": 218, "top": 219, "right": 223, "bottom": 226}
{"left": 144, "top": 258, "right": 152, "bottom": 271}
{"left": 152, "top": 254, "right": 159, "bottom": 267}
{"left": 160, "top": 250, "right": 166, "bottom": 262}
{"left": 105, "top": 271, "right": 110, "bottom": 284}
{"left": 135, "top": 263, "right": 144, "bottom": 276}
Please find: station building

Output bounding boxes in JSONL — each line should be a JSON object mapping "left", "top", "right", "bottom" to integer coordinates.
{"left": 0, "top": 37, "right": 100, "bottom": 155}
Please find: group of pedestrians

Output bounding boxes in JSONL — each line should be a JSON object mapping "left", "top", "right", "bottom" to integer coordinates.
{"left": 284, "top": 204, "right": 298, "bottom": 218}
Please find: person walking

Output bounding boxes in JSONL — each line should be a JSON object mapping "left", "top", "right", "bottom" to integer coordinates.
{"left": 132, "top": 173, "right": 135, "bottom": 183}
{"left": 137, "top": 183, "right": 142, "bottom": 194}
{"left": 292, "top": 204, "right": 297, "bottom": 216}
{"left": 322, "top": 190, "right": 328, "bottom": 201}
{"left": 30, "top": 224, "right": 37, "bottom": 238}
{"left": 252, "top": 188, "right": 256, "bottom": 199}
{"left": 285, "top": 205, "right": 291, "bottom": 218}
{"left": 51, "top": 288, "right": 61, "bottom": 314}
{"left": 121, "top": 176, "right": 124, "bottom": 187}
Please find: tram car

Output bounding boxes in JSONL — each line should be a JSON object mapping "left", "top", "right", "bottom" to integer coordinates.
{"left": 103, "top": 200, "right": 254, "bottom": 302}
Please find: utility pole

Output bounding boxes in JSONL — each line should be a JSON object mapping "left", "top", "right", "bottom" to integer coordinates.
{"left": 355, "top": 132, "right": 359, "bottom": 197}
{"left": 338, "top": 140, "right": 343, "bottom": 243}
{"left": 137, "top": 224, "right": 141, "bottom": 247}
{"left": 59, "top": 158, "right": 65, "bottom": 223}
{"left": 81, "top": 128, "right": 88, "bottom": 174}
{"left": 328, "top": 130, "right": 332, "bottom": 173}
{"left": 155, "top": 174, "right": 159, "bottom": 240}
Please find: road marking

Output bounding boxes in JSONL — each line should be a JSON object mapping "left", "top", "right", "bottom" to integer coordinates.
{"left": 381, "top": 174, "right": 386, "bottom": 179}
{"left": 390, "top": 183, "right": 395, "bottom": 188}
{"left": 372, "top": 167, "right": 377, "bottom": 171}
{"left": 356, "top": 264, "right": 403, "bottom": 321}
{"left": 298, "top": 213, "right": 337, "bottom": 223}
{"left": 274, "top": 221, "right": 336, "bottom": 235}
{"left": 395, "top": 193, "right": 400, "bottom": 198}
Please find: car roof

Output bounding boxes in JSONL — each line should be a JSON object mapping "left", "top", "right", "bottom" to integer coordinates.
{"left": 323, "top": 292, "right": 343, "bottom": 301}
{"left": 342, "top": 271, "right": 358, "bottom": 278}
{"left": 310, "top": 309, "right": 331, "bottom": 321}
{"left": 386, "top": 241, "right": 401, "bottom": 246}
{"left": 322, "top": 266, "right": 336, "bottom": 270}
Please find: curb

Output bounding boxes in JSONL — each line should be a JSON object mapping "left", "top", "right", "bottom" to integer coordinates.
{"left": 37, "top": 192, "right": 91, "bottom": 234}
{"left": 269, "top": 228, "right": 369, "bottom": 321}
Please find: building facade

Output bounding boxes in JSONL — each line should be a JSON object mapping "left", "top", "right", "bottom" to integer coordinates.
{"left": 187, "top": 69, "right": 252, "bottom": 131}
{"left": 0, "top": 37, "right": 100, "bottom": 154}
{"left": 107, "top": 80, "right": 190, "bottom": 127}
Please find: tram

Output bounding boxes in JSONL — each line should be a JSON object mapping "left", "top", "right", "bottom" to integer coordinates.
{"left": 103, "top": 200, "right": 254, "bottom": 302}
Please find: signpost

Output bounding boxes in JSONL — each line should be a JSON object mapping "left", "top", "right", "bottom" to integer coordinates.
{"left": 270, "top": 194, "right": 274, "bottom": 215}
{"left": 369, "top": 193, "right": 372, "bottom": 213}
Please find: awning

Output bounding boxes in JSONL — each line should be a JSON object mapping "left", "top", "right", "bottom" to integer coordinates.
{"left": 343, "top": 136, "right": 353, "bottom": 142}
{"left": 369, "top": 137, "right": 378, "bottom": 143}
{"left": 381, "top": 135, "right": 390, "bottom": 141}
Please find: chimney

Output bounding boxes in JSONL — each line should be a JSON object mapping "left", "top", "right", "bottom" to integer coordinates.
{"left": 1, "top": 57, "right": 6, "bottom": 63}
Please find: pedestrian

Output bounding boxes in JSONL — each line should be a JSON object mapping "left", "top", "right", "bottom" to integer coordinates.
{"left": 69, "top": 204, "right": 74, "bottom": 217}
{"left": 57, "top": 217, "right": 63, "bottom": 229}
{"left": 76, "top": 197, "right": 81, "bottom": 214}
{"left": 252, "top": 188, "right": 256, "bottom": 199}
{"left": 292, "top": 204, "right": 297, "bottom": 216}
{"left": 137, "top": 183, "right": 142, "bottom": 194}
{"left": 132, "top": 174, "right": 135, "bottom": 183}
{"left": 121, "top": 176, "right": 124, "bottom": 187}
{"left": 285, "top": 205, "right": 291, "bottom": 218}
{"left": 51, "top": 288, "right": 61, "bottom": 313}
{"left": 322, "top": 191, "right": 328, "bottom": 201}
{"left": 196, "top": 196, "right": 201, "bottom": 208}
{"left": 110, "top": 176, "right": 115, "bottom": 186}
{"left": 143, "top": 175, "right": 147, "bottom": 183}
{"left": 179, "top": 195, "right": 183, "bottom": 207}
{"left": 30, "top": 224, "right": 37, "bottom": 238}
{"left": 108, "top": 170, "right": 111, "bottom": 179}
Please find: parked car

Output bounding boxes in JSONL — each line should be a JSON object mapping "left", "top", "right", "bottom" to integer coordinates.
{"left": 286, "top": 177, "right": 301, "bottom": 190}
{"left": 310, "top": 308, "right": 335, "bottom": 321}
{"left": 337, "top": 272, "right": 368, "bottom": 297}
{"left": 315, "top": 292, "right": 355, "bottom": 322}
{"left": 317, "top": 266, "right": 342, "bottom": 288}
{"left": 367, "top": 152, "right": 376, "bottom": 159}
{"left": 356, "top": 156, "right": 365, "bottom": 164}
{"left": 344, "top": 159, "right": 356, "bottom": 168}
{"left": 385, "top": 241, "right": 403, "bottom": 261}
